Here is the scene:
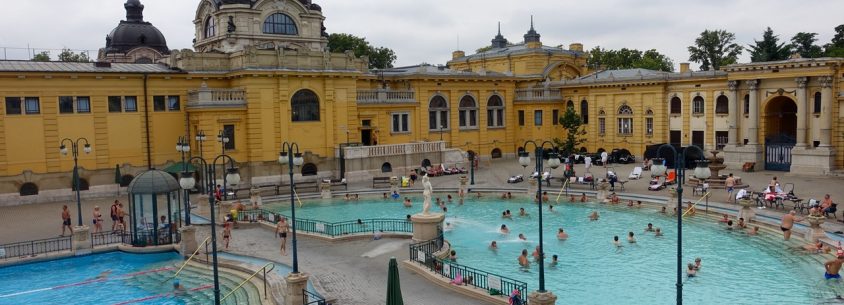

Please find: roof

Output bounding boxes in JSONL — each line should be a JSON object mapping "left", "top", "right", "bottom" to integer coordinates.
{"left": 127, "top": 169, "right": 180, "bottom": 194}
{"left": 550, "top": 68, "right": 727, "bottom": 87}
{"left": 580, "top": 68, "right": 668, "bottom": 80}
{"left": 376, "top": 64, "right": 511, "bottom": 78}
{"left": 0, "top": 61, "right": 180, "bottom": 73}
{"left": 451, "top": 43, "right": 584, "bottom": 62}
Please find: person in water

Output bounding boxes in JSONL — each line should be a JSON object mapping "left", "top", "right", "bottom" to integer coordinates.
{"left": 655, "top": 228, "right": 663, "bottom": 237}
{"left": 518, "top": 249, "right": 530, "bottom": 268}
{"left": 627, "top": 232, "right": 637, "bottom": 243}
{"left": 518, "top": 233, "right": 527, "bottom": 241}
{"left": 549, "top": 254, "right": 559, "bottom": 267}
{"left": 645, "top": 223, "right": 655, "bottom": 232}
{"left": 589, "top": 211, "right": 599, "bottom": 221}
{"left": 613, "top": 236, "right": 623, "bottom": 248}
{"left": 489, "top": 241, "right": 498, "bottom": 250}
{"left": 500, "top": 224, "right": 510, "bottom": 234}
{"left": 693, "top": 257, "right": 702, "bottom": 270}
{"left": 557, "top": 228, "right": 568, "bottom": 240}
{"left": 825, "top": 251, "right": 844, "bottom": 280}
{"left": 519, "top": 208, "right": 528, "bottom": 217}
{"left": 687, "top": 263, "right": 697, "bottom": 277}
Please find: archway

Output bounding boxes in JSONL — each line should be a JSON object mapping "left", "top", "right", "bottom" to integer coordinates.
{"left": 763, "top": 96, "right": 797, "bottom": 171}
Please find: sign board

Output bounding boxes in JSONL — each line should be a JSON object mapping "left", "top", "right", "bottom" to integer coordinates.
{"left": 443, "top": 263, "right": 451, "bottom": 277}
{"left": 416, "top": 250, "right": 426, "bottom": 263}
{"left": 488, "top": 275, "right": 501, "bottom": 291}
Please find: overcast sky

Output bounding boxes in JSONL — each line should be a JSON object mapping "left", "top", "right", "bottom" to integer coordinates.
{"left": 1, "top": 0, "right": 842, "bottom": 70}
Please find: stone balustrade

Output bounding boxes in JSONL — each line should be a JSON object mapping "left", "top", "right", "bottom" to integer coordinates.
{"left": 514, "top": 88, "right": 563, "bottom": 102}
{"left": 356, "top": 89, "right": 416, "bottom": 104}
{"left": 343, "top": 141, "right": 446, "bottom": 159}
{"left": 187, "top": 87, "right": 247, "bottom": 109}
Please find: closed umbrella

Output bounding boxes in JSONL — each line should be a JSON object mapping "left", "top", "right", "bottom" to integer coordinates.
{"left": 386, "top": 257, "right": 404, "bottom": 305}
{"left": 114, "top": 164, "right": 121, "bottom": 195}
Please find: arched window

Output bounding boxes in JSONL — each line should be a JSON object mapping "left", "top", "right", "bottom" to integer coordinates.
{"left": 491, "top": 148, "right": 502, "bottom": 159}
{"left": 743, "top": 94, "right": 750, "bottom": 115}
{"left": 458, "top": 95, "right": 478, "bottom": 128}
{"left": 617, "top": 105, "right": 633, "bottom": 135}
{"left": 120, "top": 174, "right": 134, "bottom": 187}
{"left": 429, "top": 96, "right": 449, "bottom": 130}
{"left": 670, "top": 97, "right": 682, "bottom": 114}
{"left": 381, "top": 162, "right": 392, "bottom": 173}
{"left": 692, "top": 96, "right": 705, "bottom": 114}
{"left": 645, "top": 108, "right": 654, "bottom": 135}
{"left": 204, "top": 16, "right": 216, "bottom": 39}
{"left": 20, "top": 182, "right": 38, "bottom": 196}
{"left": 301, "top": 163, "right": 317, "bottom": 176}
{"left": 580, "top": 100, "right": 589, "bottom": 124}
{"left": 291, "top": 89, "right": 320, "bottom": 122}
{"left": 263, "top": 13, "right": 298, "bottom": 35}
{"left": 814, "top": 92, "right": 822, "bottom": 114}
{"left": 72, "top": 178, "right": 90, "bottom": 191}
{"left": 715, "top": 95, "right": 729, "bottom": 114}
{"left": 566, "top": 100, "right": 574, "bottom": 110}
{"left": 487, "top": 95, "right": 504, "bottom": 127}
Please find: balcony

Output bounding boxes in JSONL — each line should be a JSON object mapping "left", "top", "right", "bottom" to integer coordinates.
{"left": 343, "top": 141, "right": 446, "bottom": 159}
{"left": 187, "top": 86, "right": 247, "bottom": 110}
{"left": 356, "top": 89, "right": 416, "bottom": 104}
{"left": 514, "top": 88, "right": 563, "bottom": 102}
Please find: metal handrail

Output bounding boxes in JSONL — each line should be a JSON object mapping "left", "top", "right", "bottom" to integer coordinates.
{"left": 240, "top": 209, "right": 412, "bottom": 238}
{"left": 221, "top": 262, "right": 276, "bottom": 302}
{"left": 0, "top": 236, "right": 72, "bottom": 260}
{"left": 303, "top": 289, "right": 327, "bottom": 305}
{"left": 164, "top": 236, "right": 211, "bottom": 282}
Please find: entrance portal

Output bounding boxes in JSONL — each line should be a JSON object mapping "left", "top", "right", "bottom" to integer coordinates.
{"left": 763, "top": 96, "right": 797, "bottom": 171}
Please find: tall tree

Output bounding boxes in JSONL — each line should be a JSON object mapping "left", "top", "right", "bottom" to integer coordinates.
{"left": 57, "top": 49, "right": 90, "bottom": 62}
{"left": 327, "top": 33, "right": 397, "bottom": 69}
{"left": 687, "top": 29, "right": 743, "bottom": 71}
{"left": 824, "top": 25, "right": 844, "bottom": 57}
{"left": 553, "top": 107, "right": 587, "bottom": 157}
{"left": 791, "top": 32, "right": 824, "bottom": 58}
{"left": 587, "top": 47, "right": 674, "bottom": 72}
{"left": 31, "top": 51, "right": 51, "bottom": 62}
{"left": 747, "top": 27, "right": 791, "bottom": 62}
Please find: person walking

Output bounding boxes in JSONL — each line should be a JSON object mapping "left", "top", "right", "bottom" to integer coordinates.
{"left": 61, "top": 205, "right": 73, "bottom": 236}
{"left": 92, "top": 206, "right": 103, "bottom": 233}
{"left": 110, "top": 200, "right": 120, "bottom": 231}
{"left": 725, "top": 173, "right": 736, "bottom": 202}
{"left": 275, "top": 217, "right": 289, "bottom": 256}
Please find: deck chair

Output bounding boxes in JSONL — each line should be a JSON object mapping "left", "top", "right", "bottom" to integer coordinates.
{"left": 648, "top": 176, "right": 665, "bottom": 191}
{"left": 665, "top": 171, "right": 677, "bottom": 185}
{"left": 628, "top": 167, "right": 643, "bottom": 180}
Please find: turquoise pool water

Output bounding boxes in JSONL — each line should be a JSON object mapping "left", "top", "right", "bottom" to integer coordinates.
{"left": 0, "top": 251, "right": 258, "bottom": 305}
{"left": 266, "top": 195, "right": 842, "bottom": 304}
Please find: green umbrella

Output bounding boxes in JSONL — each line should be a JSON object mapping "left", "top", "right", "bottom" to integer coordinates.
{"left": 114, "top": 164, "right": 121, "bottom": 195}
{"left": 386, "top": 257, "right": 404, "bottom": 305}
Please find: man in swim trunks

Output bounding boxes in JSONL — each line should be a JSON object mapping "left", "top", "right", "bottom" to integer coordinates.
{"left": 518, "top": 249, "right": 530, "bottom": 268}
{"left": 781, "top": 210, "right": 803, "bottom": 241}
{"left": 725, "top": 174, "right": 736, "bottom": 202}
{"left": 276, "top": 217, "right": 288, "bottom": 256}
{"left": 222, "top": 222, "right": 232, "bottom": 250}
{"left": 61, "top": 205, "right": 73, "bottom": 236}
{"left": 825, "top": 251, "right": 844, "bottom": 280}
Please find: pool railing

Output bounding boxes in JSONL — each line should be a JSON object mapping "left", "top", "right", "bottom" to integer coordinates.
{"left": 303, "top": 289, "right": 327, "bottom": 305}
{"left": 409, "top": 234, "right": 528, "bottom": 301}
{"left": 238, "top": 209, "right": 412, "bottom": 238}
{"left": 0, "top": 236, "right": 72, "bottom": 260}
{"left": 91, "top": 231, "right": 130, "bottom": 247}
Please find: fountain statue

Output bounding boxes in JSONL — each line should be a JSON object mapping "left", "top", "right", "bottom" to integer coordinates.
{"left": 422, "top": 174, "right": 432, "bottom": 215}
{"left": 688, "top": 150, "right": 748, "bottom": 189}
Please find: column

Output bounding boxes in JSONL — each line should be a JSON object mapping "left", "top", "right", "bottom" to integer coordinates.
{"left": 795, "top": 77, "right": 808, "bottom": 147}
{"left": 727, "top": 81, "right": 739, "bottom": 145}
{"left": 746, "top": 80, "right": 760, "bottom": 145}
{"left": 820, "top": 76, "right": 834, "bottom": 147}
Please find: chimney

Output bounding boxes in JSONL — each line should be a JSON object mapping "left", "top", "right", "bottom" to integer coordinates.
{"left": 680, "top": 63, "right": 690, "bottom": 73}
{"left": 452, "top": 50, "right": 465, "bottom": 60}
{"left": 569, "top": 43, "right": 583, "bottom": 52}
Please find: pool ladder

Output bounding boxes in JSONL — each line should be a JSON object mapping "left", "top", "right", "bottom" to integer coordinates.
{"left": 221, "top": 262, "right": 276, "bottom": 302}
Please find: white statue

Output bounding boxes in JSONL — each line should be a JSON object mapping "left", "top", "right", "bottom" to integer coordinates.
{"left": 422, "top": 174, "right": 433, "bottom": 215}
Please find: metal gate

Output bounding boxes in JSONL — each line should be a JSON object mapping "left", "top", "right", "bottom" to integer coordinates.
{"left": 765, "top": 135, "right": 795, "bottom": 171}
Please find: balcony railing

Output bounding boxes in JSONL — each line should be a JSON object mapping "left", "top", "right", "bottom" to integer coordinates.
{"left": 356, "top": 89, "right": 416, "bottom": 104}
{"left": 515, "top": 88, "right": 563, "bottom": 102}
{"left": 187, "top": 87, "right": 247, "bottom": 109}
{"left": 343, "top": 141, "right": 446, "bottom": 159}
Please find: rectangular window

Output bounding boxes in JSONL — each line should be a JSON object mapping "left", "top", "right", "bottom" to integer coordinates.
{"left": 59, "top": 96, "right": 74, "bottom": 114}
{"left": 24, "top": 97, "right": 40, "bottom": 114}
{"left": 496, "top": 109, "right": 504, "bottom": 127}
{"left": 108, "top": 96, "right": 122, "bottom": 112}
{"left": 646, "top": 117, "right": 654, "bottom": 135}
{"left": 153, "top": 96, "right": 166, "bottom": 112}
{"left": 5, "top": 97, "right": 21, "bottom": 115}
{"left": 599, "top": 118, "right": 606, "bottom": 134}
{"left": 618, "top": 118, "right": 633, "bottom": 135}
{"left": 223, "top": 124, "right": 235, "bottom": 150}
{"left": 469, "top": 110, "right": 476, "bottom": 127}
{"left": 716, "top": 131, "right": 728, "bottom": 150}
{"left": 692, "top": 131, "right": 704, "bottom": 147}
{"left": 518, "top": 110, "right": 525, "bottom": 126}
{"left": 76, "top": 96, "right": 91, "bottom": 113}
{"left": 670, "top": 130, "right": 682, "bottom": 145}
{"left": 124, "top": 96, "right": 137, "bottom": 112}
{"left": 552, "top": 109, "right": 559, "bottom": 125}
{"left": 439, "top": 111, "right": 448, "bottom": 129}
{"left": 429, "top": 111, "right": 438, "bottom": 130}
{"left": 534, "top": 110, "right": 543, "bottom": 126}
{"left": 168, "top": 96, "right": 180, "bottom": 111}
{"left": 391, "top": 113, "right": 410, "bottom": 133}
{"left": 487, "top": 109, "right": 494, "bottom": 127}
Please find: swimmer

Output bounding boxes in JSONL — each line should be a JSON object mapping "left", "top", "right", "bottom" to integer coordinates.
{"left": 519, "top": 208, "right": 528, "bottom": 217}
{"left": 436, "top": 198, "right": 442, "bottom": 205}
{"left": 502, "top": 211, "right": 512, "bottom": 219}
{"left": 589, "top": 211, "right": 599, "bottom": 221}
{"left": 502, "top": 192, "right": 508, "bottom": 199}
{"left": 725, "top": 220, "right": 734, "bottom": 230}
{"left": 802, "top": 240, "right": 831, "bottom": 254}
{"left": 737, "top": 217, "right": 747, "bottom": 229}
{"left": 490, "top": 241, "right": 498, "bottom": 250}
{"left": 476, "top": 192, "right": 483, "bottom": 198}
{"left": 542, "top": 191, "right": 549, "bottom": 203}
{"left": 613, "top": 236, "right": 623, "bottom": 248}
{"left": 506, "top": 210, "right": 512, "bottom": 217}
{"left": 627, "top": 200, "right": 634, "bottom": 207}
{"left": 403, "top": 198, "right": 412, "bottom": 207}
{"left": 549, "top": 254, "right": 559, "bottom": 267}
{"left": 687, "top": 263, "right": 697, "bottom": 277}
{"left": 719, "top": 214, "right": 729, "bottom": 223}
{"left": 570, "top": 195, "right": 577, "bottom": 202}
{"left": 173, "top": 280, "right": 186, "bottom": 295}
{"left": 382, "top": 192, "right": 388, "bottom": 199}
{"left": 500, "top": 224, "right": 510, "bottom": 234}
{"left": 825, "top": 251, "right": 844, "bottom": 280}
{"left": 557, "top": 228, "right": 568, "bottom": 240}
{"left": 655, "top": 228, "right": 663, "bottom": 237}
{"left": 645, "top": 223, "right": 655, "bottom": 232}
{"left": 344, "top": 194, "right": 350, "bottom": 201}
{"left": 580, "top": 193, "right": 587, "bottom": 202}
{"left": 518, "top": 249, "right": 530, "bottom": 268}
{"left": 518, "top": 233, "right": 527, "bottom": 241}
{"left": 447, "top": 194, "right": 453, "bottom": 203}
{"left": 693, "top": 257, "right": 702, "bottom": 270}
{"left": 532, "top": 245, "right": 542, "bottom": 261}
{"left": 627, "top": 232, "right": 636, "bottom": 243}
{"left": 636, "top": 201, "right": 642, "bottom": 208}
{"left": 444, "top": 222, "right": 455, "bottom": 231}
{"left": 442, "top": 206, "right": 448, "bottom": 213}
{"left": 747, "top": 226, "right": 759, "bottom": 236}
{"left": 549, "top": 205, "right": 556, "bottom": 213}
{"left": 660, "top": 206, "right": 667, "bottom": 214}
{"left": 96, "top": 269, "right": 112, "bottom": 280}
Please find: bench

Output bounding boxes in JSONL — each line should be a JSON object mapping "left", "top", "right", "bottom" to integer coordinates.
{"left": 294, "top": 181, "right": 319, "bottom": 193}
{"left": 231, "top": 183, "right": 281, "bottom": 199}
{"left": 324, "top": 178, "right": 348, "bottom": 191}
{"left": 373, "top": 177, "right": 391, "bottom": 188}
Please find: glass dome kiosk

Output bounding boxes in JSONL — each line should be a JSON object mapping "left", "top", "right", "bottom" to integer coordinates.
{"left": 127, "top": 169, "right": 181, "bottom": 247}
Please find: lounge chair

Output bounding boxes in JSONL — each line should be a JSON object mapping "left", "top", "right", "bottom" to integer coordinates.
{"left": 665, "top": 171, "right": 677, "bottom": 185}
{"left": 648, "top": 177, "right": 665, "bottom": 191}
{"left": 508, "top": 175, "right": 524, "bottom": 183}
{"left": 628, "top": 167, "right": 643, "bottom": 180}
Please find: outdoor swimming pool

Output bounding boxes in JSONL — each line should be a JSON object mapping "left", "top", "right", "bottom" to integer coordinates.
{"left": 0, "top": 251, "right": 259, "bottom": 305}
{"left": 265, "top": 195, "right": 840, "bottom": 304}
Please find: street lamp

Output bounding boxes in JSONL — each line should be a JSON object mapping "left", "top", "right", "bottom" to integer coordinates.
{"left": 517, "top": 141, "right": 560, "bottom": 293}
{"left": 176, "top": 136, "right": 192, "bottom": 225}
{"left": 650, "top": 144, "right": 707, "bottom": 305}
{"left": 217, "top": 130, "right": 233, "bottom": 200}
{"left": 195, "top": 130, "right": 208, "bottom": 193}
{"left": 468, "top": 152, "right": 475, "bottom": 185}
{"left": 180, "top": 153, "right": 240, "bottom": 305}
{"left": 279, "top": 142, "right": 305, "bottom": 273}
{"left": 59, "top": 138, "right": 92, "bottom": 226}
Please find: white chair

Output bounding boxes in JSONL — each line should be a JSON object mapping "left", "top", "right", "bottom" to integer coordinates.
{"left": 628, "top": 167, "right": 643, "bottom": 179}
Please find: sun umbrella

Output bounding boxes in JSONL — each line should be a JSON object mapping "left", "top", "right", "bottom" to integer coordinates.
{"left": 386, "top": 257, "right": 404, "bottom": 305}
{"left": 114, "top": 164, "right": 121, "bottom": 195}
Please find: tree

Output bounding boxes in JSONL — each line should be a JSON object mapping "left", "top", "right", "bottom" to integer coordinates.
{"left": 687, "top": 29, "right": 743, "bottom": 71}
{"left": 31, "top": 51, "right": 51, "bottom": 62}
{"left": 791, "top": 32, "right": 824, "bottom": 58}
{"left": 327, "top": 33, "right": 397, "bottom": 69}
{"left": 553, "top": 107, "right": 587, "bottom": 157}
{"left": 747, "top": 27, "right": 791, "bottom": 62}
{"left": 57, "top": 49, "right": 90, "bottom": 62}
{"left": 475, "top": 45, "right": 493, "bottom": 53}
{"left": 824, "top": 25, "right": 844, "bottom": 57}
{"left": 587, "top": 47, "right": 674, "bottom": 72}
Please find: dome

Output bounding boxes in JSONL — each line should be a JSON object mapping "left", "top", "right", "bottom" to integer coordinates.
{"left": 127, "top": 170, "right": 180, "bottom": 194}
{"left": 103, "top": 0, "right": 170, "bottom": 55}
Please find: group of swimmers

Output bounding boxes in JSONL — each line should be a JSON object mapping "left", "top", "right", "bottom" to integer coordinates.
{"left": 343, "top": 194, "right": 360, "bottom": 200}
{"left": 719, "top": 214, "right": 760, "bottom": 235}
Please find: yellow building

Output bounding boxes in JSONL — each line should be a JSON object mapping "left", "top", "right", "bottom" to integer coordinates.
{"left": 0, "top": 0, "right": 842, "bottom": 203}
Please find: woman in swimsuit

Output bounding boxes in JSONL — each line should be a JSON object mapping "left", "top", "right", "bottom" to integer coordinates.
{"left": 276, "top": 218, "right": 289, "bottom": 256}
{"left": 92, "top": 206, "right": 103, "bottom": 233}
{"left": 222, "top": 223, "right": 232, "bottom": 249}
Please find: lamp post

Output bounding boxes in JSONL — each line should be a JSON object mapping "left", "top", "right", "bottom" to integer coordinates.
{"left": 650, "top": 144, "right": 708, "bottom": 305}
{"left": 279, "top": 142, "right": 305, "bottom": 273}
{"left": 60, "top": 138, "right": 92, "bottom": 226}
{"left": 217, "top": 130, "right": 231, "bottom": 200}
{"left": 176, "top": 136, "right": 192, "bottom": 226}
{"left": 439, "top": 125, "right": 444, "bottom": 142}
{"left": 195, "top": 130, "right": 207, "bottom": 192}
{"left": 517, "top": 141, "right": 561, "bottom": 293}
{"left": 179, "top": 154, "right": 240, "bottom": 305}
{"left": 469, "top": 152, "right": 475, "bottom": 185}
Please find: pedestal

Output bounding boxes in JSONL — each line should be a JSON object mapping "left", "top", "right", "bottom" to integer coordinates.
{"left": 410, "top": 213, "right": 445, "bottom": 242}
{"left": 737, "top": 199, "right": 756, "bottom": 223}
{"left": 596, "top": 182, "right": 610, "bottom": 202}
{"left": 528, "top": 290, "right": 558, "bottom": 305}
{"left": 71, "top": 225, "right": 92, "bottom": 255}
{"left": 790, "top": 147, "right": 836, "bottom": 175}
{"left": 528, "top": 178, "right": 538, "bottom": 197}
{"left": 722, "top": 144, "right": 763, "bottom": 171}
{"left": 458, "top": 176, "right": 468, "bottom": 197}
{"left": 219, "top": 201, "right": 233, "bottom": 222}
{"left": 285, "top": 272, "right": 310, "bottom": 305}
{"left": 319, "top": 182, "right": 332, "bottom": 199}
{"left": 178, "top": 226, "right": 198, "bottom": 257}
{"left": 807, "top": 216, "right": 826, "bottom": 242}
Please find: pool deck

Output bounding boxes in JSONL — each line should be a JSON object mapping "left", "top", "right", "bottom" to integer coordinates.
{"left": 4, "top": 159, "right": 844, "bottom": 304}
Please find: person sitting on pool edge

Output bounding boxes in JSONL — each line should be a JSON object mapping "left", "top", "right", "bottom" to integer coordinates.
{"left": 825, "top": 250, "right": 844, "bottom": 280}
{"left": 518, "top": 249, "right": 530, "bottom": 268}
